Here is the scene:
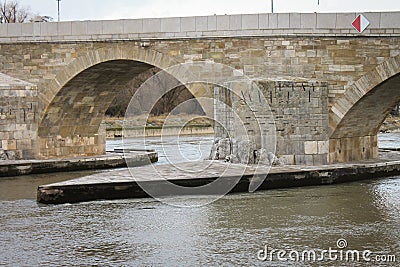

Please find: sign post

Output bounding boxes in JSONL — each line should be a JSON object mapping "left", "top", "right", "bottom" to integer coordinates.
{"left": 56, "top": 0, "right": 61, "bottom": 22}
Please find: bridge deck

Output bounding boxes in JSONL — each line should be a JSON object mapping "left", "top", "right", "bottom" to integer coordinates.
{"left": 38, "top": 150, "right": 400, "bottom": 204}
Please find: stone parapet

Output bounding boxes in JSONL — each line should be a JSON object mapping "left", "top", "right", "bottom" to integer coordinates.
{"left": 1, "top": 12, "right": 400, "bottom": 43}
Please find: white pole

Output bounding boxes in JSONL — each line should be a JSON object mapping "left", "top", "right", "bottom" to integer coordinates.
{"left": 57, "top": 0, "right": 61, "bottom": 22}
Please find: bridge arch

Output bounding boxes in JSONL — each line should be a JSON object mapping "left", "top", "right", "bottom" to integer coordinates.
{"left": 37, "top": 46, "right": 210, "bottom": 159}
{"left": 329, "top": 54, "right": 400, "bottom": 163}
{"left": 39, "top": 45, "right": 179, "bottom": 111}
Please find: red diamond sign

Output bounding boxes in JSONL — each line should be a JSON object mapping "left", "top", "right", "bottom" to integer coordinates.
{"left": 352, "top": 14, "right": 370, "bottom": 33}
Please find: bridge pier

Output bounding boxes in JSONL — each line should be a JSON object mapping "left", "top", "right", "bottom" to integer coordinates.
{"left": 38, "top": 124, "right": 107, "bottom": 159}
{"left": 0, "top": 73, "right": 39, "bottom": 160}
{"left": 329, "top": 136, "right": 379, "bottom": 163}
{"left": 212, "top": 79, "right": 331, "bottom": 166}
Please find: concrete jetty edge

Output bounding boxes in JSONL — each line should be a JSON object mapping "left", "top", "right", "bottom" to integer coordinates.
{"left": 37, "top": 159, "right": 400, "bottom": 204}
{"left": 0, "top": 152, "right": 158, "bottom": 177}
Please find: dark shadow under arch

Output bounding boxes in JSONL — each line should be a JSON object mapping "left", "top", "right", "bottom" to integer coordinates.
{"left": 329, "top": 73, "right": 400, "bottom": 163}
{"left": 37, "top": 59, "right": 206, "bottom": 158}
{"left": 331, "top": 73, "right": 400, "bottom": 139}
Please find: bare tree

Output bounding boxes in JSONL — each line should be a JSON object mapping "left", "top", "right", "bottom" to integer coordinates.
{"left": 0, "top": 0, "right": 32, "bottom": 23}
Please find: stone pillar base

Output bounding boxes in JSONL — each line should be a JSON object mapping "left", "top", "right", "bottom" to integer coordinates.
{"left": 329, "top": 135, "right": 378, "bottom": 163}
{"left": 38, "top": 136, "right": 106, "bottom": 159}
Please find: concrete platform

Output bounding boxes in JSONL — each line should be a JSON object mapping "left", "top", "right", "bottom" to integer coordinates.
{"left": 0, "top": 151, "right": 158, "bottom": 177}
{"left": 38, "top": 152, "right": 400, "bottom": 204}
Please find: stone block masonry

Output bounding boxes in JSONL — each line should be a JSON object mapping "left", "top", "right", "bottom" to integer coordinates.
{"left": 0, "top": 12, "right": 399, "bottom": 163}
{"left": 1, "top": 12, "right": 400, "bottom": 43}
{"left": 211, "top": 80, "right": 328, "bottom": 165}
{"left": 257, "top": 80, "right": 329, "bottom": 165}
{"left": 0, "top": 73, "right": 38, "bottom": 159}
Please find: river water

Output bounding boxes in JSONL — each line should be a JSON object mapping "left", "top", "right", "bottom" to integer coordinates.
{"left": 0, "top": 134, "right": 399, "bottom": 266}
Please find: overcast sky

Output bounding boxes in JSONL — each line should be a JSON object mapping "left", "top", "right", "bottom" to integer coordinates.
{"left": 16, "top": 0, "right": 400, "bottom": 21}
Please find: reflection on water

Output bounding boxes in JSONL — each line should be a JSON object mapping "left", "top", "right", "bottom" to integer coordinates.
{"left": 0, "top": 134, "right": 399, "bottom": 266}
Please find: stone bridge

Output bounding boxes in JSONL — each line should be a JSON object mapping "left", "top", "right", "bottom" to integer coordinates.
{"left": 0, "top": 12, "right": 400, "bottom": 165}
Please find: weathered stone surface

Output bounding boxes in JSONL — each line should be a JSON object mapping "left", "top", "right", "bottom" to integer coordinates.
{"left": 0, "top": 73, "right": 38, "bottom": 159}
{"left": 5, "top": 150, "right": 17, "bottom": 160}
{"left": 1, "top": 12, "right": 400, "bottom": 43}
{"left": 0, "top": 151, "right": 158, "bottom": 177}
{"left": 255, "top": 149, "right": 270, "bottom": 165}
{"left": 236, "top": 140, "right": 255, "bottom": 164}
{"left": 38, "top": 153, "right": 400, "bottom": 204}
{"left": 305, "top": 141, "right": 318, "bottom": 155}
{"left": 217, "top": 138, "right": 231, "bottom": 160}
{"left": 0, "top": 15, "right": 400, "bottom": 163}
{"left": 209, "top": 138, "right": 219, "bottom": 160}
{"left": 0, "top": 149, "right": 7, "bottom": 160}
